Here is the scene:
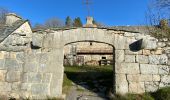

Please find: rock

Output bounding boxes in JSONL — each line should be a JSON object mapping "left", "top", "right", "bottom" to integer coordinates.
{"left": 136, "top": 55, "right": 149, "bottom": 64}
{"left": 145, "top": 82, "right": 159, "bottom": 92}
{"left": 24, "top": 62, "right": 38, "bottom": 72}
{"left": 0, "top": 70, "right": 6, "bottom": 81}
{"left": 26, "top": 73, "right": 43, "bottom": 83}
{"left": 157, "top": 42, "right": 166, "bottom": 48}
{"left": 31, "top": 84, "right": 50, "bottom": 95}
{"left": 149, "top": 54, "right": 168, "bottom": 65}
{"left": 32, "top": 33, "right": 44, "bottom": 47}
{"left": 115, "top": 50, "right": 124, "bottom": 62}
{"left": 0, "top": 82, "right": 11, "bottom": 92}
{"left": 160, "top": 75, "right": 170, "bottom": 85}
{"left": 140, "top": 64, "right": 158, "bottom": 74}
{"left": 153, "top": 75, "right": 160, "bottom": 82}
{"left": 125, "top": 55, "right": 135, "bottom": 63}
{"left": 0, "top": 59, "right": 5, "bottom": 70}
{"left": 5, "top": 59, "right": 22, "bottom": 71}
{"left": 129, "top": 82, "right": 145, "bottom": 93}
{"left": 115, "top": 74, "right": 128, "bottom": 94}
{"left": 6, "top": 71, "right": 21, "bottom": 82}
{"left": 159, "top": 65, "right": 169, "bottom": 75}
{"left": 116, "top": 63, "right": 140, "bottom": 74}
{"left": 142, "top": 50, "right": 151, "bottom": 55}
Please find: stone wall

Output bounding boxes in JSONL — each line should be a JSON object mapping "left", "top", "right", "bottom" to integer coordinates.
{"left": 115, "top": 32, "right": 170, "bottom": 94}
{"left": 0, "top": 27, "right": 169, "bottom": 99}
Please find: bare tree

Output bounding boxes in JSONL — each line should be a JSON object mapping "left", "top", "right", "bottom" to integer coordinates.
{"left": 146, "top": 0, "right": 170, "bottom": 38}
{"left": 44, "top": 17, "right": 64, "bottom": 28}
{"left": 0, "top": 7, "right": 8, "bottom": 27}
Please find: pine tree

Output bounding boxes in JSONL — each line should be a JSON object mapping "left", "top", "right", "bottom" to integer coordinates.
{"left": 65, "top": 16, "right": 72, "bottom": 27}
{"left": 73, "top": 17, "right": 83, "bottom": 27}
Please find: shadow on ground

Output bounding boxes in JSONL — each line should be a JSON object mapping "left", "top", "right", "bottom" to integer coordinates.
{"left": 64, "top": 66, "right": 113, "bottom": 99}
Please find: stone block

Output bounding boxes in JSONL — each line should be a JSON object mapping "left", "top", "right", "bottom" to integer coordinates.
{"left": 116, "top": 63, "right": 140, "bottom": 74}
{"left": 0, "top": 70, "right": 6, "bottom": 81}
{"left": 9, "top": 52, "right": 16, "bottom": 59}
{"left": 12, "top": 82, "right": 20, "bottom": 91}
{"left": 21, "top": 83, "right": 31, "bottom": 91}
{"left": 0, "top": 59, "right": 5, "bottom": 70}
{"left": 42, "top": 73, "right": 52, "bottom": 83}
{"left": 5, "top": 59, "right": 22, "bottom": 71}
{"left": 115, "top": 50, "right": 124, "bottom": 62}
{"left": 160, "top": 75, "right": 170, "bottom": 85}
{"left": 114, "top": 35, "right": 125, "bottom": 49}
{"left": 125, "top": 49, "right": 142, "bottom": 55}
{"left": 115, "top": 74, "right": 128, "bottom": 94}
{"left": 157, "top": 42, "right": 166, "bottom": 48}
{"left": 149, "top": 54, "right": 168, "bottom": 65}
{"left": 154, "top": 49, "right": 163, "bottom": 55}
{"left": 145, "top": 82, "right": 159, "bottom": 92}
{"left": 27, "top": 73, "right": 43, "bottom": 83}
{"left": 0, "top": 51, "right": 5, "bottom": 59}
{"left": 125, "top": 55, "right": 136, "bottom": 63}
{"left": 16, "top": 52, "right": 25, "bottom": 62}
{"left": 140, "top": 64, "right": 158, "bottom": 74}
{"left": 143, "top": 39, "right": 157, "bottom": 49}
{"left": 159, "top": 65, "right": 169, "bottom": 75}
{"left": 6, "top": 71, "right": 21, "bottom": 82}
{"left": 136, "top": 55, "right": 149, "bottom": 64}
{"left": 129, "top": 82, "right": 145, "bottom": 93}
{"left": 0, "top": 82, "right": 11, "bottom": 92}
{"left": 153, "top": 75, "right": 160, "bottom": 81}
{"left": 127, "top": 74, "right": 152, "bottom": 82}
{"left": 24, "top": 62, "right": 38, "bottom": 72}
{"left": 142, "top": 50, "right": 151, "bottom": 55}
{"left": 31, "top": 84, "right": 50, "bottom": 95}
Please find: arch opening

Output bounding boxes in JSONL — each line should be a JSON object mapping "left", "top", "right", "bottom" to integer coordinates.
{"left": 62, "top": 41, "right": 115, "bottom": 99}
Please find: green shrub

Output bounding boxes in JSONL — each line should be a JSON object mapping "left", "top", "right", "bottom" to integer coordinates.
{"left": 151, "top": 87, "right": 170, "bottom": 100}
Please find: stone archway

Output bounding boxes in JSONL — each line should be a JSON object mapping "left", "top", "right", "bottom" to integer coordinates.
{"left": 44, "top": 28, "right": 135, "bottom": 97}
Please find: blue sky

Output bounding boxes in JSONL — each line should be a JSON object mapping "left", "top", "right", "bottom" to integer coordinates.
{"left": 0, "top": 0, "right": 149, "bottom": 26}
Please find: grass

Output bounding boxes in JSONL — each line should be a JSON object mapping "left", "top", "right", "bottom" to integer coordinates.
{"left": 62, "top": 65, "right": 113, "bottom": 94}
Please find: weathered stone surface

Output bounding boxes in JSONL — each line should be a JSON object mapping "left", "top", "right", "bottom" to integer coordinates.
{"left": 145, "top": 82, "right": 159, "bottom": 92}
{"left": 0, "top": 70, "right": 6, "bottom": 81}
{"left": 125, "top": 49, "right": 142, "bottom": 55}
{"left": 42, "top": 73, "right": 52, "bottom": 83}
{"left": 0, "top": 82, "right": 11, "bottom": 92}
{"left": 21, "top": 83, "right": 31, "bottom": 91}
{"left": 6, "top": 71, "right": 21, "bottom": 82}
{"left": 160, "top": 75, "right": 170, "bottom": 87}
{"left": 164, "top": 47, "right": 170, "bottom": 54}
{"left": 136, "top": 55, "right": 149, "bottom": 64}
{"left": 116, "top": 63, "right": 140, "bottom": 74}
{"left": 12, "top": 82, "right": 21, "bottom": 91}
{"left": 142, "top": 50, "right": 151, "bottom": 55}
{"left": 0, "top": 59, "right": 5, "bottom": 69}
{"left": 32, "top": 33, "right": 44, "bottom": 47}
{"left": 140, "top": 64, "right": 158, "bottom": 74}
{"left": 25, "top": 73, "right": 43, "bottom": 83}
{"left": 31, "top": 84, "right": 50, "bottom": 95}
{"left": 16, "top": 52, "right": 25, "bottom": 62}
{"left": 153, "top": 75, "right": 160, "bottom": 82}
{"left": 115, "top": 50, "right": 124, "bottom": 62}
{"left": 24, "top": 62, "right": 38, "bottom": 72}
{"left": 127, "top": 74, "right": 152, "bottom": 82}
{"left": 157, "top": 42, "right": 166, "bottom": 48}
{"left": 142, "top": 38, "right": 157, "bottom": 49}
{"left": 129, "top": 82, "right": 145, "bottom": 93}
{"left": 115, "top": 74, "right": 128, "bottom": 94}
{"left": 125, "top": 55, "right": 135, "bottom": 63}
{"left": 5, "top": 59, "right": 22, "bottom": 71}
{"left": 149, "top": 54, "right": 168, "bottom": 65}
{"left": 0, "top": 51, "right": 5, "bottom": 59}
{"left": 159, "top": 65, "right": 169, "bottom": 75}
